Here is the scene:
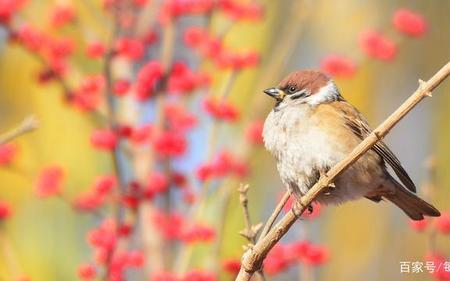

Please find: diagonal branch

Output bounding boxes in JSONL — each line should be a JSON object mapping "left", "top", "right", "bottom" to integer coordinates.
{"left": 0, "top": 116, "right": 39, "bottom": 145}
{"left": 259, "top": 191, "right": 291, "bottom": 240}
{"left": 235, "top": 61, "right": 450, "bottom": 281}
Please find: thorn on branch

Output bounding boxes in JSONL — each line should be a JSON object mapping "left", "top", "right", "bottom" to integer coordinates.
{"left": 419, "top": 79, "right": 433, "bottom": 97}
{"left": 239, "top": 223, "right": 263, "bottom": 241}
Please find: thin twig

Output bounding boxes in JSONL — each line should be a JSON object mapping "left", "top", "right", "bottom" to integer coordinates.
{"left": 0, "top": 116, "right": 39, "bottom": 145}
{"left": 237, "top": 184, "right": 265, "bottom": 281}
{"left": 235, "top": 62, "right": 450, "bottom": 281}
{"left": 238, "top": 184, "right": 263, "bottom": 244}
{"left": 3, "top": 23, "right": 108, "bottom": 124}
{"left": 138, "top": 11, "right": 178, "bottom": 275}
{"left": 3, "top": 24, "right": 74, "bottom": 101}
{"left": 101, "top": 3, "right": 128, "bottom": 280}
{"left": 259, "top": 191, "right": 291, "bottom": 240}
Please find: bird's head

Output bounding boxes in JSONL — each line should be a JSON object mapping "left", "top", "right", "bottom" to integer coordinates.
{"left": 263, "top": 70, "right": 341, "bottom": 109}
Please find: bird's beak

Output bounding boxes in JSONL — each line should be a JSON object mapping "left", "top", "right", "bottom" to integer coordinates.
{"left": 263, "top": 87, "right": 285, "bottom": 100}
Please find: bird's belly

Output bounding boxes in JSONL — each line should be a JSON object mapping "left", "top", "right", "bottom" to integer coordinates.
{"left": 275, "top": 127, "right": 344, "bottom": 192}
{"left": 275, "top": 126, "right": 385, "bottom": 205}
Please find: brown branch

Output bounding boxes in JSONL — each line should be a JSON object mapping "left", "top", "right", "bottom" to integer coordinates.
{"left": 2, "top": 24, "right": 73, "bottom": 101}
{"left": 237, "top": 184, "right": 265, "bottom": 281}
{"left": 101, "top": 3, "right": 128, "bottom": 280}
{"left": 238, "top": 184, "right": 263, "bottom": 244}
{"left": 235, "top": 61, "right": 450, "bottom": 281}
{"left": 0, "top": 116, "right": 39, "bottom": 145}
{"left": 259, "top": 191, "right": 291, "bottom": 240}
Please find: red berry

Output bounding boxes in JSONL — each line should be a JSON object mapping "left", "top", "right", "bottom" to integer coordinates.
{"left": 73, "top": 192, "right": 105, "bottom": 212}
{"left": 359, "top": 30, "right": 397, "bottom": 61}
{"left": 48, "top": 37, "right": 75, "bottom": 59}
{"left": 409, "top": 218, "right": 428, "bottom": 232}
{"left": 77, "top": 263, "right": 96, "bottom": 280}
{"left": 184, "top": 27, "right": 209, "bottom": 47}
{"left": 165, "top": 103, "right": 198, "bottom": 131}
{"left": 222, "top": 259, "right": 241, "bottom": 275}
{"left": 50, "top": 5, "right": 76, "bottom": 28}
{"left": 393, "top": 8, "right": 427, "bottom": 37}
{"left": 0, "top": 201, "right": 12, "bottom": 220}
{"left": 182, "top": 269, "right": 216, "bottom": 281}
{"left": 93, "top": 175, "right": 116, "bottom": 195}
{"left": 146, "top": 171, "right": 169, "bottom": 194}
{"left": 151, "top": 271, "right": 179, "bottom": 281}
{"left": 245, "top": 120, "right": 263, "bottom": 145}
{"left": 0, "top": 0, "right": 27, "bottom": 24}
{"left": 90, "top": 129, "right": 118, "bottom": 151}
{"left": 301, "top": 243, "right": 329, "bottom": 266}
{"left": 87, "top": 219, "right": 117, "bottom": 251}
{"left": 153, "top": 131, "right": 187, "bottom": 157}
{"left": 180, "top": 224, "right": 215, "bottom": 244}
{"left": 115, "top": 37, "right": 144, "bottom": 60}
{"left": 133, "top": 0, "right": 148, "bottom": 7}
{"left": 113, "top": 79, "right": 131, "bottom": 96}
{"left": 152, "top": 209, "right": 185, "bottom": 240}
{"left": 86, "top": 41, "right": 106, "bottom": 58}
{"left": 0, "top": 143, "right": 18, "bottom": 166}
{"left": 264, "top": 244, "right": 291, "bottom": 275}
{"left": 16, "top": 24, "right": 47, "bottom": 52}
{"left": 218, "top": 0, "right": 263, "bottom": 21}
{"left": 130, "top": 124, "right": 153, "bottom": 144}
{"left": 202, "top": 97, "right": 240, "bottom": 122}
{"left": 135, "top": 61, "right": 163, "bottom": 101}
{"left": 34, "top": 165, "right": 65, "bottom": 198}
{"left": 320, "top": 55, "right": 357, "bottom": 78}
{"left": 436, "top": 212, "right": 450, "bottom": 234}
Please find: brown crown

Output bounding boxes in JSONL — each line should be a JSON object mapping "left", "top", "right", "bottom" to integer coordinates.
{"left": 278, "top": 70, "right": 330, "bottom": 94}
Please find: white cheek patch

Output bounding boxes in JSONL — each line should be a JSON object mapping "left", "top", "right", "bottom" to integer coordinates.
{"left": 305, "top": 81, "right": 340, "bottom": 106}
{"left": 289, "top": 89, "right": 308, "bottom": 100}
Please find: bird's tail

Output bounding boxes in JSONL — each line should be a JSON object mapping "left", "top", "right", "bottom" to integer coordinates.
{"left": 385, "top": 179, "right": 440, "bottom": 221}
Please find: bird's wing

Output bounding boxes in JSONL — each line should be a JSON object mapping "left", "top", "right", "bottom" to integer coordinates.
{"left": 334, "top": 100, "right": 417, "bottom": 193}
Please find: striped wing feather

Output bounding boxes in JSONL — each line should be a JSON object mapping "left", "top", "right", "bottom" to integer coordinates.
{"left": 334, "top": 100, "right": 417, "bottom": 193}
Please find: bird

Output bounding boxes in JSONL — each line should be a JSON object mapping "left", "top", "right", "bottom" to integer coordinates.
{"left": 262, "top": 70, "right": 440, "bottom": 220}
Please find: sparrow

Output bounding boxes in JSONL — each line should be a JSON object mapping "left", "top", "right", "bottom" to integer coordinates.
{"left": 262, "top": 70, "right": 440, "bottom": 220}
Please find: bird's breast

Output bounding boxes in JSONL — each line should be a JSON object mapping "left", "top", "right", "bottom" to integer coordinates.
{"left": 263, "top": 105, "right": 353, "bottom": 181}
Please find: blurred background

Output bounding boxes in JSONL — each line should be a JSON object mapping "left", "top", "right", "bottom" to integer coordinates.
{"left": 0, "top": 0, "right": 449, "bottom": 280}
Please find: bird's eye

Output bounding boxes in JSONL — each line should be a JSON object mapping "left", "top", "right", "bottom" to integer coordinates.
{"left": 288, "top": 86, "right": 296, "bottom": 93}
